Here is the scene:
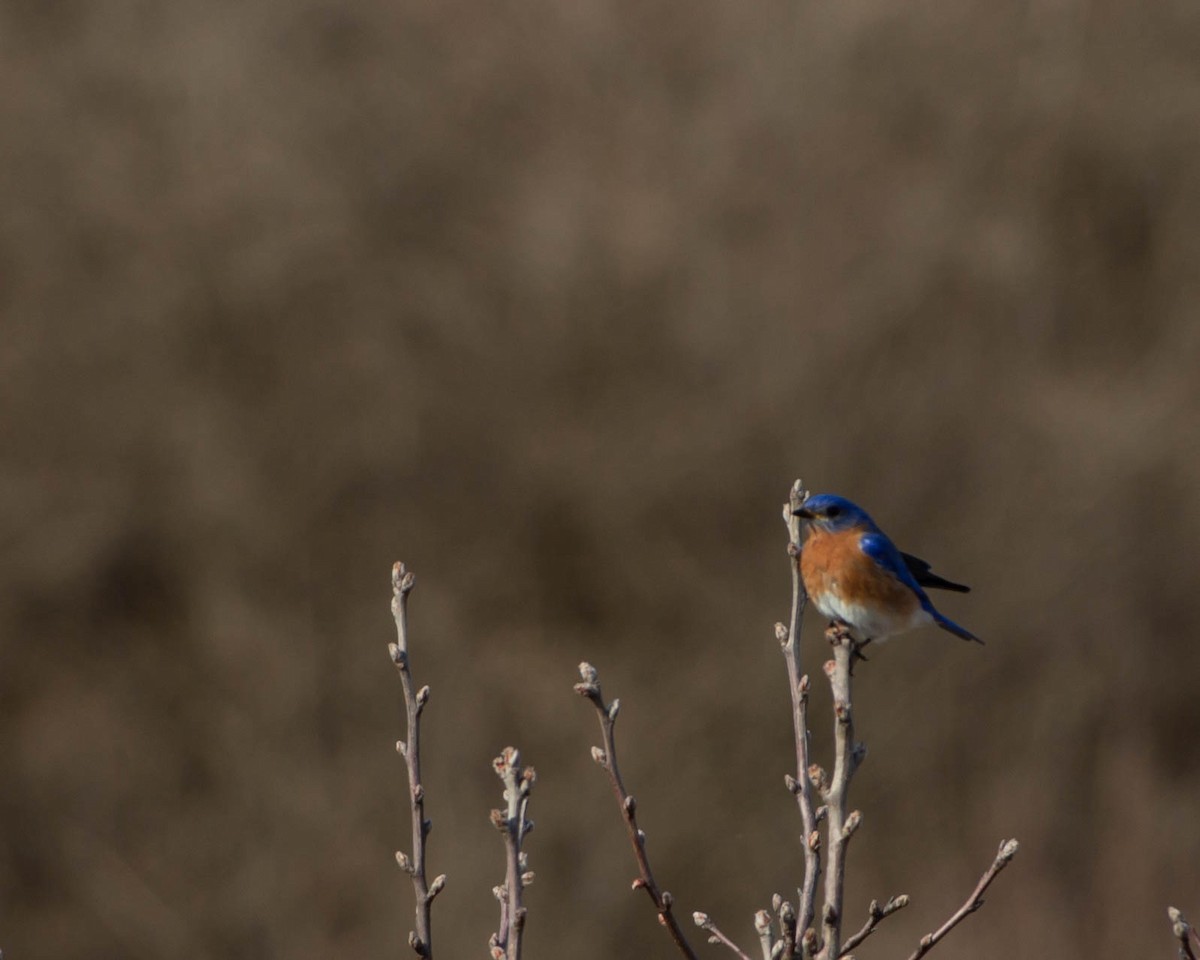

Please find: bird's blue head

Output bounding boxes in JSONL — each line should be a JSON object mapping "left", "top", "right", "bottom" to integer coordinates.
{"left": 792, "top": 494, "right": 876, "bottom": 533}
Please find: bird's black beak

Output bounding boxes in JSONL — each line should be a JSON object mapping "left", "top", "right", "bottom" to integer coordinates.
{"left": 792, "top": 506, "right": 815, "bottom": 520}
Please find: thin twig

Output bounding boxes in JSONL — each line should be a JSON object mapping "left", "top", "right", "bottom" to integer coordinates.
{"left": 489, "top": 747, "right": 536, "bottom": 960}
{"left": 904, "top": 839, "right": 1020, "bottom": 960}
{"left": 781, "top": 480, "right": 822, "bottom": 942}
{"left": 772, "top": 895, "right": 797, "bottom": 960}
{"left": 837, "top": 895, "right": 909, "bottom": 957}
{"left": 817, "top": 623, "right": 866, "bottom": 960}
{"left": 1169, "top": 907, "right": 1200, "bottom": 960}
{"left": 574, "top": 663, "right": 700, "bottom": 960}
{"left": 754, "top": 908, "right": 776, "bottom": 960}
{"left": 389, "top": 563, "right": 445, "bottom": 959}
{"left": 693, "top": 912, "right": 756, "bottom": 960}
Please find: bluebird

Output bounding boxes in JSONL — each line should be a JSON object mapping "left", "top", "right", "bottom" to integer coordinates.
{"left": 792, "top": 494, "right": 982, "bottom": 646}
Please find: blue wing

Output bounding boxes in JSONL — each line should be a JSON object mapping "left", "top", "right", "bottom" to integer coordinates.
{"left": 858, "top": 533, "right": 931, "bottom": 604}
{"left": 861, "top": 532, "right": 983, "bottom": 643}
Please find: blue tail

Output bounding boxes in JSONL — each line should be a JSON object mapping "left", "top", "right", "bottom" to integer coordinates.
{"left": 933, "top": 610, "right": 983, "bottom": 644}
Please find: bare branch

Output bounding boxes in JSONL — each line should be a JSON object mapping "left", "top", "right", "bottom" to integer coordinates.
{"left": 389, "top": 562, "right": 443, "bottom": 959}
{"left": 693, "top": 912, "right": 755, "bottom": 960}
{"left": 772, "top": 895, "right": 797, "bottom": 960}
{"left": 574, "top": 663, "right": 700, "bottom": 960}
{"left": 904, "top": 840, "right": 1020, "bottom": 960}
{"left": 817, "top": 623, "right": 867, "bottom": 960}
{"left": 838, "top": 895, "right": 909, "bottom": 956}
{"left": 780, "top": 479, "right": 822, "bottom": 938}
{"left": 754, "top": 908, "right": 776, "bottom": 960}
{"left": 1169, "top": 907, "right": 1200, "bottom": 960}
{"left": 489, "top": 748, "right": 535, "bottom": 960}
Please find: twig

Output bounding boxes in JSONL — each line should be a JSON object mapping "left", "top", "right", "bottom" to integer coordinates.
{"left": 754, "top": 908, "right": 776, "bottom": 960}
{"left": 817, "top": 624, "right": 866, "bottom": 960}
{"left": 837, "top": 895, "right": 909, "bottom": 956}
{"left": 772, "top": 895, "right": 797, "bottom": 960}
{"left": 693, "top": 912, "right": 755, "bottom": 960}
{"left": 1169, "top": 907, "right": 1200, "bottom": 960}
{"left": 489, "top": 747, "right": 536, "bottom": 960}
{"left": 904, "top": 839, "right": 1020, "bottom": 960}
{"left": 780, "top": 480, "right": 822, "bottom": 941}
{"left": 389, "top": 563, "right": 445, "bottom": 958}
{"left": 574, "top": 663, "right": 700, "bottom": 960}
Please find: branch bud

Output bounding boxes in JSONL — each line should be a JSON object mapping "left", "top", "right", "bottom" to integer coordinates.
{"left": 775, "top": 622, "right": 789, "bottom": 644}
{"left": 886, "top": 894, "right": 910, "bottom": 913}
{"left": 429, "top": 874, "right": 446, "bottom": 898}
{"left": 661, "top": 891, "right": 674, "bottom": 908}
{"left": 624, "top": 795, "right": 637, "bottom": 814}
{"left": 784, "top": 774, "right": 799, "bottom": 794}
{"left": 396, "top": 740, "right": 407, "bottom": 756}
{"left": 842, "top": 809, "right": 862, "bottom": 839}
{"left": 578, "top": 662, "right": 598, "bottom": 684}
{"left": 608, "top": 698, "right": 621, "bottom": 721}
{"left": 998, "top": 838, "right": 1020, "bottom": 861}
{"left": 489, "top": 809, "right": 506, "bottom": 830}
{"left": 754, "top": 910, "right": 772, "bottom": 935}
{"left": 771, "top": 894, "right": 783, "bottom": 912}
{"left": 395, "top": 850, "right": 412, "bottom": 873}
{"left": 590, "top": 746, "right": 607, "bottom": 766}
{"left": 692, "top": 912, "right": 710, "bottom": 928}
{"left": 416, "top": 685, "right": 430, "bottom": 705}
{"left": 521, "top": 871, "right": 535, "bottom": 887}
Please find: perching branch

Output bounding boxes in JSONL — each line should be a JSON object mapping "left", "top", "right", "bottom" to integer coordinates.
{"left": 837, "top": 895, "right": 909, "bottom": 957}
{"left": 816, "top": 623, "right": 866, "bottom": 960}
{"left": 780, "top": 479, "right": 822, "bottom": 942}
{"left": 903, "top": 839, "right": 1019, "bottom": 960}
{"left": 1168, "top": 907, "right": 1200, "bottom": 960}
{"left": 693, "top": 912, "right": 755, "bottom": 960}
{"left": 389, "top": 563, "right": 445, "bottom": 959}
{"left": 489, "top": 747, "right": 536, "bottom": 960}
{"left": 574, "top": 663, "right": 700, "bottom": 960}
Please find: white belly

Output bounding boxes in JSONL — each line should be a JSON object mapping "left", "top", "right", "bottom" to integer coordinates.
{"left": 812, "top": 590, "right": 932, "bottom": 642}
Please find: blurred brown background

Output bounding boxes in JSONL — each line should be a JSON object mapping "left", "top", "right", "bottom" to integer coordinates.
{"left": 3, "top": 0, "right": 1199, "bottom": 958}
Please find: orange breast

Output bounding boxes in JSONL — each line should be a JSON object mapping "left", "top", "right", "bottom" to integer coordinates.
{"left": 800, "top": 527, "right": 919, "bottom": 616}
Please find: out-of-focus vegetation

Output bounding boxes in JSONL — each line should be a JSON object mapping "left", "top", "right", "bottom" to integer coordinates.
{"left": 2, "top": 1, "right": 1199, "bottom": 957}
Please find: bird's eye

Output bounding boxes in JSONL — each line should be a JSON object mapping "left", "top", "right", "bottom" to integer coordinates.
{"left": 826, "top": 506, "right": 841, "bottom": 518}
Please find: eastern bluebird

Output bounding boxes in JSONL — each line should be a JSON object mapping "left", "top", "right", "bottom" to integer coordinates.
{"left": 792, "top": 494, "right": 982, "bottom": 645}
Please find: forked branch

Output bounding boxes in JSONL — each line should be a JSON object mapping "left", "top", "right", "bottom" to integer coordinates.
{"left": 904, "top": 839, "right": 1019, "bottom": 960}
{"left": 574, "top": 663, "right": 699, "bottom": 960}
{"left": 489, "top": 747, "right": 536, "bottom": 960}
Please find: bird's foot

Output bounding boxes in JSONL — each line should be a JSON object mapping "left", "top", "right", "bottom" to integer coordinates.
{"left": 849, "top": 638, "right": 872, "bottom": 676}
